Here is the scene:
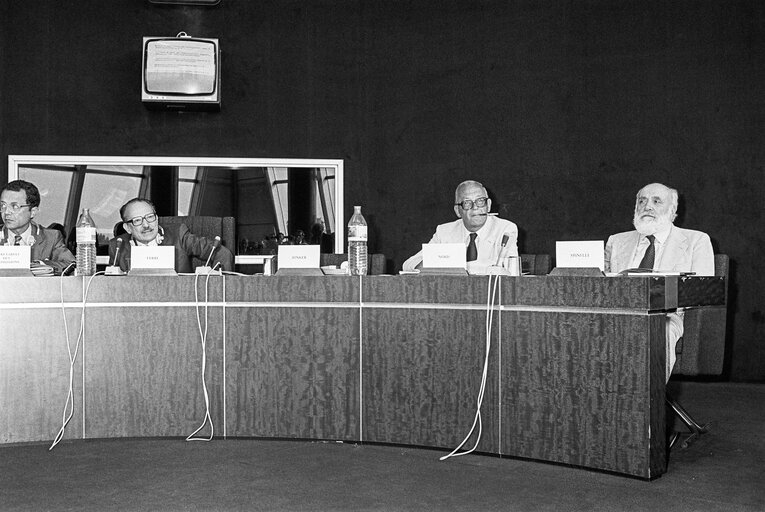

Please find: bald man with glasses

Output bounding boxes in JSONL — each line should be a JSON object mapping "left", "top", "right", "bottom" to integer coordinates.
{"left": 0, "top": 180, "right": 75, "bottom": 273}
{"left": 108, "top": 198, "right": 233, "bottom": 273}
{"left": 403, "top": 180, "right": 518, "bottom": 273}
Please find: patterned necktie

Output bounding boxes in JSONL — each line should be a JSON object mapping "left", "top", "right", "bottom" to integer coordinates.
{"left": 638, "top": 235, "right": 655, "bottom": 270}
{"left": 466, "top": 233, "right": 478, "bottom": 262}
{"left": 13, "top": 235, "right": 22, "bottom": 246}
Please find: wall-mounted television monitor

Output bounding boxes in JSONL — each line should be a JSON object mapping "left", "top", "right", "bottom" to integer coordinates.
{"left": 141, "top": 34, "right": 220, "bottom": 111}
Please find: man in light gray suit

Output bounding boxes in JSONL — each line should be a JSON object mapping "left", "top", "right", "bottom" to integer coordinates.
{"left": 605, "top": 182, "right": 714, "bottom": 380}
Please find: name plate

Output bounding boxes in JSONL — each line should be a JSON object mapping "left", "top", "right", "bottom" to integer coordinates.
{"left": 556, "top": 240, "right": 604, "bottom": 270}
{"left": 277, "top": 245, "right": 320, "bottom": 269}
{"left": 422, "top": 243, "right": 466, "bottom": 269}
{"left": 131, "top": 246, "right": 175, "bottom": 269}
{"left": 0, "top": 245, "right": 31, "bottom": 269}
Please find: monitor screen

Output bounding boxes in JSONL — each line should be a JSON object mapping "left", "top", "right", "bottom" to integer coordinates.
{"left": 143, "top": 37, "right": 217, "bottom": 96}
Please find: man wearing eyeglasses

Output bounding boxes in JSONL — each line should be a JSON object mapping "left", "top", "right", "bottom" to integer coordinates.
{"left": 108, "top": 198, "right": 233, "bottom": 273}
{"left": 402, "top": 180, "right": 518, "bottom": 273}
{"left": 0, "top": 180, "right": 75, "bottom": 273}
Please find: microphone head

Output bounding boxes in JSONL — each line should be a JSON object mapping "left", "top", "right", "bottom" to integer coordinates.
{"left": 116, "top": 237, "right": 123, "bottom": 247}
{"left": 203, "top": 236, "right": 222, "bottom": 269}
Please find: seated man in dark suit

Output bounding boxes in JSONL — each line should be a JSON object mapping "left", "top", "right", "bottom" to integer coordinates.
{"left": 0, "top": 180, "right": 75, "bottom": 274}
{"left": 108, "top": 198, "right": 233, "bottom": 273}
{"left": 605, "top": 182, "right": 714, "bottom": 381}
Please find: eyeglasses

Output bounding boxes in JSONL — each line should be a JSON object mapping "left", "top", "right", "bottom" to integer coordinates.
{"left": 0, "top": 202, "right": 32, "bottom": 213}
{"left": 455, "top": 197, "right": 488, "bottom": 210}
{"left": 125, "top": 212, "right": 158, "bottom": 226}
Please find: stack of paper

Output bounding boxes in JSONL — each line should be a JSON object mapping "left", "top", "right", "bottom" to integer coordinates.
{"left": 30, "top": 262, "right": 54, "bottom": 276}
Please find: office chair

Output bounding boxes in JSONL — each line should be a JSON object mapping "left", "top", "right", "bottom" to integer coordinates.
{"left": 520, "top": 254, "right": 552, "bottom": 275}
{"left": 667, "top": 254, "right": 729, "bottom": 449}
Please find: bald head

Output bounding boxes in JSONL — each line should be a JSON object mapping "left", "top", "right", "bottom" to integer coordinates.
{"left": 453, "top": 180, "right": 492, "bottom": 232}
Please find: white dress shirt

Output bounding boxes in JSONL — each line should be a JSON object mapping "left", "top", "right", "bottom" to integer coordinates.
{"left": 403, "top": 215, "right": 519, "bottom": 273}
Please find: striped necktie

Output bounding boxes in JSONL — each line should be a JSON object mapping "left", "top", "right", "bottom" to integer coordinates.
{"left": 13, "top": 235, "right": 22, "bottom": 246}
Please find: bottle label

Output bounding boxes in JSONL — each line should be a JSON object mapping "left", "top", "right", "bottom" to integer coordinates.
{"left": 348, "top": 225, "right": 367, "bottom": 242}
{"left": 76, "top": 227, "right": 97, "bottom": 243}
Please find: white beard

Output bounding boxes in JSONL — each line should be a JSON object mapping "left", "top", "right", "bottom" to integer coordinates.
{"left": 633, "top": 210, "right": 672, "bottom": 236}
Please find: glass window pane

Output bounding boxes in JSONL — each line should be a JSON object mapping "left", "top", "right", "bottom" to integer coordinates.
{"left": 178, "top": 182, "right": 194, "bottom": 216}
{"left": 317, "top": 168, "right": 335, "bottom": 234}
{"left": 267, "top": 167, "right": 288, "bottom": 235}
{"left": 80, "top": 174, "right": 142, "bottom": 240}
{"left": 177, "top": 166, "right": 199, "bottom": 215}
{"left": 17, "top": 166, "right": 73, "bottom": 230}
{"left": 178, "top": 166, "right": 198, "bottom": 180}
{"left": 86, "top": 165, "right": 145, "bottom": 175}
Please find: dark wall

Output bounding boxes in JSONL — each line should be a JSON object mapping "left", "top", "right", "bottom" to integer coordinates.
{"left": 2, "top": 0, "right": 764, "bottom": 380}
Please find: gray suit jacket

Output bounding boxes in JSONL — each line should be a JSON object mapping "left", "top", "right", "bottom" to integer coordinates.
{"left": 605, "top": 224, "right": 714, "bottom": 276}
{"left": 1, "top": 222, "right": 75, "bottom": 273}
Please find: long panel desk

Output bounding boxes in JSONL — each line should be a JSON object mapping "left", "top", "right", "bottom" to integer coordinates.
{"left": 0, "top": 274, "right": 724, "bottom": 479}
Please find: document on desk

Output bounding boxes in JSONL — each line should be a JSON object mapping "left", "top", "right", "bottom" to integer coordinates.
{"left": 0, "top": 245, "right": 31, "bottom": 269}
{"left": 0, "top": 246, "right": 33, "bottom": 276}
{"left": 555, "top": 240, "right": 604, "bottom": 270}
{"left": 129, "top": 246, "right": 177, "bottom": 276}
{"left": 420, "top": 243, "right": 468, "bottom": 275}
{"left": 276, "top": 245, "right": 323, "bottom": 275}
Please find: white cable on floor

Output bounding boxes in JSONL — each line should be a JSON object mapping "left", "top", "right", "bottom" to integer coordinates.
{"left": 440, "top": 274, "right": 500, "bottom": 461}
{"left": 49, "top": 270, "right": 102, "bottom": 451}
{"left": 186, "top": 263, "right": 222, "bottom": 442}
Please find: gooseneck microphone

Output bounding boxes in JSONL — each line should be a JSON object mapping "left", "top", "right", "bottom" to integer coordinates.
{"left": 105, "top": 238, "right": 125, "bottom": 276}
{"left": 195, "top": 236, "right": 222, "bottom": 275}
{"left": 112, "top": 238, "right": 123, "bottom": 266}
{"left": 204, "top": 236, "right": 221, "bottom": 268}
{"left": 494, "top": 233, "right": 511, "bottom": 266}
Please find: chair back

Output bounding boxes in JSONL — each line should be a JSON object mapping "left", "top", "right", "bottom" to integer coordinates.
{"left": 672, "top": 254, "right": 729, "bottom": 376}
{"left": 520, "top": 254, "right": 552, "bottom": 275}
{"left": 158, "top": 216, "right": 235, "bottom": 270}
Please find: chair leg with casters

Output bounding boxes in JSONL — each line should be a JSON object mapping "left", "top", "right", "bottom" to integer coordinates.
{"left": 666, "top": 393, "right": 711, "bottom": 449}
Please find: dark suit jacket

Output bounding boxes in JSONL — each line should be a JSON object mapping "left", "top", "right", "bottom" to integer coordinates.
{"left": 1, "top": 222, "right": 75, "bottom": 273}
{"left": 108, "top": 223, "right": 233, "bottom": 273}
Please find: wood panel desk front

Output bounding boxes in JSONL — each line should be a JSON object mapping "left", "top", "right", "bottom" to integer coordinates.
{"left": 0, "top": 275, "right": 724, "bottom": 479}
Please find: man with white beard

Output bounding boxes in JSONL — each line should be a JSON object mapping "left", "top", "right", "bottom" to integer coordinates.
{"left": 605, "top": 182, "right": 715, "bottom": 380}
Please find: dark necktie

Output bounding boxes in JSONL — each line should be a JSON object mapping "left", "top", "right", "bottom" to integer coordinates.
{"left": 638, "top": 235, "right": 655, "bottom": 270}
{"left": 466, "top": 233, "right": 478, "bottom": 262}
{"left": 13, "top": 235, "right": 22, "bottom": 246}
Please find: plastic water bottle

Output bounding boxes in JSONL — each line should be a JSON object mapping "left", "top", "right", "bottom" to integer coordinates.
{"left": 75, "top": 208, "right": 97, "bottom": 276}
{"left": 347, "top": 205, "right": 368, "bottom": 276}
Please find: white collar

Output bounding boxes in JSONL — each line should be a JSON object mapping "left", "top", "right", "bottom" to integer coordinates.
{"left": 2, "top": 223, "right": 34, "bottom": 245}
{"left": 462, "top": 214, "right": 493, "bottom": 240}
{"left": 644, "top": 222, "right": 673, "bottom": 245}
